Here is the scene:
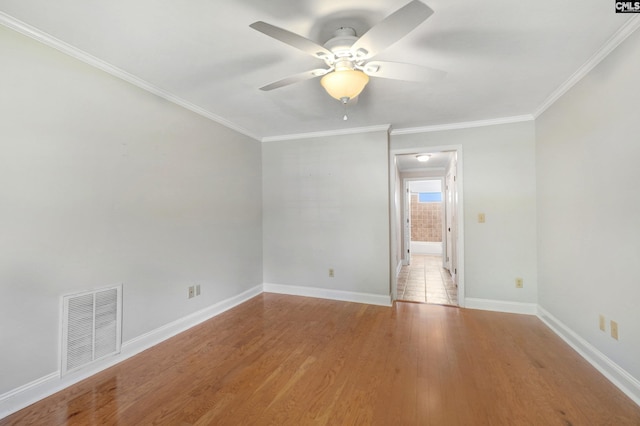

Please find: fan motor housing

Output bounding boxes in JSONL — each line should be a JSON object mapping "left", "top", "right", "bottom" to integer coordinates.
{"left": 324, "top": 27, "right": 358, "bottom": 55}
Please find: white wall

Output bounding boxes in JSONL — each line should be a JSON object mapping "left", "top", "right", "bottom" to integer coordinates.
{"left": 262, "top": 131, "right": 390, "bottom": 297}
{"left": 409, "top": 180, "right": 441, "bottom": 193}
{"left": 410, "top": 242, "right": 442, "bottom": 255}
{"left": 391, "top": 121, "right": 538, "bottom": 304}
{"left": 536, "top": 26, "right": 640, "bottom": 381}
{"left": 0, "top": 26, "right": 262, "bottom": 394}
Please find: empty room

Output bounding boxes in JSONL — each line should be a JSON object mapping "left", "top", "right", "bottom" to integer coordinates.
{"left": 1, "top": 0, "right": 640, "bottom": 424}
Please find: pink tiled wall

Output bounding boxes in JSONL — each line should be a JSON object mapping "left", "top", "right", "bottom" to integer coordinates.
{"left": 410, "top": 194, "right": 442, "bottom": 242}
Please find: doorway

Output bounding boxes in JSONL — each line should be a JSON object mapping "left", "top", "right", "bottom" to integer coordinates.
{"left": 389, "top": 146, "right": 464, "bottom": 306}
{"left": 397, "top": 177, "right": 456, "bottom": 305}
{"left": 405, "top": 178, "right": 444, "bottom": 262}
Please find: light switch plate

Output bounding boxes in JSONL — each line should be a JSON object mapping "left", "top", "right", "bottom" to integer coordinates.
{"left": 611, "top": 320, "right": 619, "bottom": 340}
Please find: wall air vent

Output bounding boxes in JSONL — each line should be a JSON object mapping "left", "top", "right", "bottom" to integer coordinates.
{"left": 61, "top": 285, "right": 122, "bottom": 375}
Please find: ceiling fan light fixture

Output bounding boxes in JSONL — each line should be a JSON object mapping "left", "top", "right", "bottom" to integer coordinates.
{"left": 320, "top": 69, "right": 369, "bottom": 102}
{"left": 416, "top": 154, "right": 430, "bottom": 162}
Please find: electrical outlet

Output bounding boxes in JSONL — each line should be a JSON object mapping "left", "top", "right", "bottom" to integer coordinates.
{"left": 188, "top": 286, "right": 195, "bottom": 299}
{"left": 329, "top": 268, "right": 334, "bottom": 278}
{"left": 515, "top": 278, "right": 523, "bottom": 288}
{"left": 478, "top": 213, "right": 486, "bottom": 223}
{"left": 599, "top": 315, "right": 606, "bottom": 332}
{"left": 611, "top": 320, "right": 619, "bottom": 340}
{"left": 196, "top": 284, "right": 201, "bottom": 296}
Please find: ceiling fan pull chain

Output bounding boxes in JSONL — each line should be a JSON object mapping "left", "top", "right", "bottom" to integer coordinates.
{"left": 342, "top": 97, "right": 349, "bottom": 120}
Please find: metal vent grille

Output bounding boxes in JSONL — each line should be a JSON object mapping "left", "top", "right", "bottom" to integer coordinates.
{"left": 61, "top": 285, "right": 122, "bottom": 375}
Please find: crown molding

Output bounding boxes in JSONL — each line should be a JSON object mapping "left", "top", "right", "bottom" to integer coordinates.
{"left": 390, "top": 115, "right": 534, "bottom": 135}
{"left": 533, "top": 15, "right": 640, "bottom": 118}
{"left": 0, "top": 12, "right": 261, "bottom": 141}
{"left": 261, "top": 124, "right": 391, "bottom": 142}
{"left": 5, "top": 7, "right": 637, "bottom": 142}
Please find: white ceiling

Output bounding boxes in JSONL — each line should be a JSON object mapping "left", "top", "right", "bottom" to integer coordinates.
{"left": 1, "top": 1, "right": 637, "bottom": 140}
{"left": 396, "top": 151, "right": 452, "bottom": 172}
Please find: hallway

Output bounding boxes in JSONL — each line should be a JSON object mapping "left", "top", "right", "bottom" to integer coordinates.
{"left": 397, "top": 254, "right": 457, "bottom": 305}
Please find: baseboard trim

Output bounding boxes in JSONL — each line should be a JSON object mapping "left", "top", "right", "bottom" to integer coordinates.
{"left": 7, "top": 291, "right": 636, "bottom": 419}
{"left": 0, "top": 284, "right": 263, "bottom": 419}
{"left": 449, "top": 298, "right": 640, "bottom": 405}
{"left": 263, "top": 283, "right": 392, "bottom": 307}
{"left": 122, "top": 285, "right": 262, "bottom": 358}
{"left": 537, "top": 306, "right": 640, "bottom": 406}
{"left": 465, "top": 298, "right": 538, "bottom": 315}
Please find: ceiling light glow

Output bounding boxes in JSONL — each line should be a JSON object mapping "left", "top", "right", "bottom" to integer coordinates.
{"left": 320, "top": 69, "right": 369, "bottom": 102}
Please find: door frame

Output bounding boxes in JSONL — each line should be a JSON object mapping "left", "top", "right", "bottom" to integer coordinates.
{"left": 404, "top": 181, "right": 411, "bottom": 267}
{"left": 389, "top": 144, "right": 465, "bottom": 307}
{"left": 445, "top": 158, "right": 458, "bottom": 283}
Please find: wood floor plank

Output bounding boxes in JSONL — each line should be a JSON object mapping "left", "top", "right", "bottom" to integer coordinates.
{"left": 2, "top": 294, "right": 640, "bottom": 425}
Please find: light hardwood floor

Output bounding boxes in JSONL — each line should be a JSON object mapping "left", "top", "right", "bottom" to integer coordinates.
{"left": 3, "top": 294, "right": 640, "bottom": 425}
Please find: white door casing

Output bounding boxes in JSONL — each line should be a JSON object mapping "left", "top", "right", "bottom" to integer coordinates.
{"left": 404, "top": 183, "right": 411, "bottom": 266}
{"left": 389, "top": 145, "right": 464, "bottom": 307}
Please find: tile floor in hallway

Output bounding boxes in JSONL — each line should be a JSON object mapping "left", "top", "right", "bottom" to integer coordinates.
{"left": 397, "top": 254, "right": 458, "bottom": 305}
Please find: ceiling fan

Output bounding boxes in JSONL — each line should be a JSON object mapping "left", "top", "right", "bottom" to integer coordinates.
{"left": 250, "top": 0, "right": 445, "bottom": 108}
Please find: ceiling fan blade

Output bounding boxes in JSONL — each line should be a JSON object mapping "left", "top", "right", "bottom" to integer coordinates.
{"left": 351, "top": 1, "right": 434, "bottom": 59}
{"left": 250, "top": 21, "right": 333, "bottom": 60}
{"left": 259, "top": 68, "right": 330, "bottom": 91}
{"left": 362, "top": 61, "right": 445, "bottom": 82}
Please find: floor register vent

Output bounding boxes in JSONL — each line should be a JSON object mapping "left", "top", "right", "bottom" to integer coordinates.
{"left": 61, "top": 285, "right": 122, "bottom": 375}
